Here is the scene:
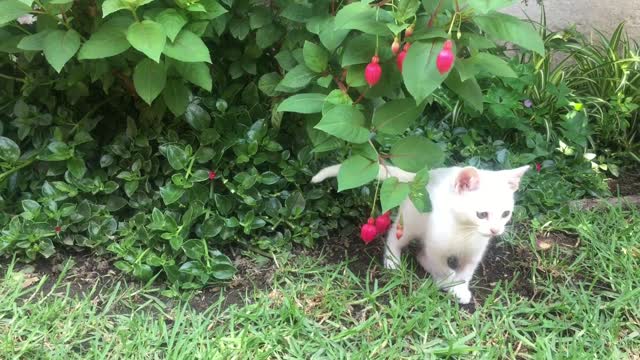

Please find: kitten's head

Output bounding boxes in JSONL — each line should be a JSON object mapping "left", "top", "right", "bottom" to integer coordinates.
{"left": 452, "top": 165, "right": 529, "bottom": 237}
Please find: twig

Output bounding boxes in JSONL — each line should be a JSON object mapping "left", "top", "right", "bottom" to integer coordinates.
{"left": 332, "top": 74, "right": 348, "bottom": 93}
{"left": 427, "top": 0, "right": 444, "bottom": 28}
{"left": 353, "top": 88, "right": 368, "bottom": 105}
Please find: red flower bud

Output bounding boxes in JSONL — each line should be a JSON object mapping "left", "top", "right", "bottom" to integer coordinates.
{"left": 535, "top": 163, "right": 541, "bottom": 173}
{"left": 209, "top": 170, "right": 216, "bottom": 180}
{"left": 436, "top": 40, "right": 455, "bottom": 75}
{"left": 396, "top": 50, "right": 407, "bottom": 72}
{"left": 55, "top": 226, "right": 61, "bottom": 233}
{"left": 375, "top": 212, "right": 392, "bottom": 234}
{"left": 360, "top": 217, "right": 378, "bottom": 244}
{"left": 405, "top": 25, "right": 414, "bottom": 38}
{"left": 364, "top": 56, "right": 382, "bottom": 87}
{"left": 391, "top": 38, "right": 400, "bottom": 55}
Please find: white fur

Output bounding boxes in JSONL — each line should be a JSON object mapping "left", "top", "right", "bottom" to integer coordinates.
{"left": 311, "top": 163, "right": 529, "bottom": 304}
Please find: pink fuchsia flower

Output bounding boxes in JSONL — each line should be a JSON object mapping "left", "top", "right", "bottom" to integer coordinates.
{"left": 17, "top": 14, "right": 37, "bottom": 25}
{"left": 208, "top": 170, "right": 216, "bottom": 180}
{"left": 535, "top": 163, "right": 541, "bottom": 172}
{"left": 360, "top": 218, "right": 378, "bottom": 244}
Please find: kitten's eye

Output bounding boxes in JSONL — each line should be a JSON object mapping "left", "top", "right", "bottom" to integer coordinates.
{"left": 476, "top": 211, "right": 488, "bottom": 219}
{"left": 502, "top": 211, "right": 511, "bottom": 218}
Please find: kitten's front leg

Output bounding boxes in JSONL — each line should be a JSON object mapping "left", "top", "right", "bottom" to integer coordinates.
{"left": 447, "top": 260, "right": 480, "bottom": 304}
{"left": 383, "top": 222, "right": 410, "bottom": 269}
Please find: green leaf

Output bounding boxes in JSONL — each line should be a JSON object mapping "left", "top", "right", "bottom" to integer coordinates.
{"left": 409, "top": 168, "right": 432, "bottom": 212}
{"left": 391, "top": 136, "right": 444, "bottom": 172}
{"left": 337, "top": 155, "right": 379, "bottom": 191}
{"left": 467, "top": 0, "right": 516, "bottom": 14}
{"left": 403, "top": 40, "right": 452, "bottom": 104}
{"left": 211, "top": 263, "right": 235, "bottom": 280}
{"left": 319, "top": 17, "right": 349, "bottom": 52}
{"left": 277, "top": 93, "right": 326, "bottom": 114}
{"left": 394, "top": 0, "right": 420, "bottom": 22}
{"left": 285, "top": 191, "right": 306, "bottom": 217}
{"left": 43, "top": 29, "right": 81, "bottom": 73}
{"left": 314, "top": 105, "right": 370, "bottom": 144}
{"left": 474, "top": 13, "right": 545, "bottom": 55}
{"left": 421, "top": 0, "right": 455, "bottom": 13}
{"left": 160, "top": 183, "right": 184, "bottom": 205}
{"left": 199, "top": 128, "right": 220, "bottom": 145}
{"left": 192, "top": 0, "right": 227, "bottom": 20}
{"left": 0, "top": 0, "right": 32, "bottom": 25}
{"left": 163, "top": 79, "right": 191, "bottom": 116}
{"left": 163, "top": 30, "right": 211, "bottom": 63}
{"left": 259, "top": 171, "right": 280, "bottom": 185}
{"left": 106, "top": 195, "right": 128, "bottom": 211}
{"left": 67, "top": 157, "right": 86, "bottom": 178}
{"left": 174, "top": 61, "right": 212, "bottom": 91}
{"left": 458, "top": 52, "right": 517, "bottom": 80}
{"left": 127, "top": 20, "right": 166, "bottom": 62}
{"left": 341, "top": 34, "right": 384, "bottom": 67}
{"left": 133, "top": 58, "right": 167, "bottom": 105}
{"left": 21, "top": 199, "right": 40, "bottom": 219}
{"left": 17, "top": 30, "right": 50, "bottom": 51}
{"left": 303, "top": 41, "right": 328, "bottom": 73}
{"left": 0, "top": 136, "right": 20, "bottom": 163}
{"left": 155, "top": 8, "right": 188, "bottom": 42}
{"left": 249, "top": 7, "right": 272, "bottom": 29}
{"left": 102, "top": 0, "right": 128, "bottom": 17}
{"left": 372, "top": 99, "right": 421, "bottom": 135}
{"left": 184, "top": 103, "right": 211, "bottom": 130}
{"left": 380, "top": 177, "right": 410, "bottom": 212}
{"left": 335, "top": 2, "right": 390, "bottom": 36}
{"left": 160, "top": 144, "right": 189, "bottom": 170}
{"left": 255, "top": 24, "right": 283, "bottom": 49}
{"left": 276, "top": 64, "right": 316, "bottom": 92}
{"left": 78, "top": 20, "right": 131, "bottom": 60}
{"left": 258, "top": 72, "right": 281, "bottom": 96}
{"left": 444, "top": 69, "right": 483, "bottom": 111}
{"left": 183, "top": 239, "right": 204, "bottom": 260}
{"left": 229, "top": 17, "right": 249, "bottom": 40}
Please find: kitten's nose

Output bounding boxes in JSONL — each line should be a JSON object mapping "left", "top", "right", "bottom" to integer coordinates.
{"left": 490, "top": 228, "right": 499, "bottom": 235}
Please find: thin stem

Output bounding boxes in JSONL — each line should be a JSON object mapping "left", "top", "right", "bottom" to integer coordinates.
{"left": 370, "top": 176, "right": 381, "bottom": 218}
{"left": 185, "top": 157, "right": 196, "bottom": 179}
{"left": 0, "top": 73, "right": 26, "bottom": 83}
{"left": 353, "top": 88, "right": 368, "bottom": 106}
{"left": 130, "top": 9, "right": 140, "bottom": 22}
{"left": 447, "top": 12, "right": 457, "bottom": 35}
{"left": 0, "top": 158, "right": 36, "bottom": 182}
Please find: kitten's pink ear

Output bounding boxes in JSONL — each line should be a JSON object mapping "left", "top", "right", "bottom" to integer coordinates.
{"left": 505, "top": 165, "right": 530, "bottom": 191}
{"left": 455, "top": 167, "right": 480, "bottom": 193}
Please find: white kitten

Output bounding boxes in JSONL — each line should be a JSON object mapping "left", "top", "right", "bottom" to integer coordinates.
{"left": 311, "top": 164, "right": 529, "bottom": 304}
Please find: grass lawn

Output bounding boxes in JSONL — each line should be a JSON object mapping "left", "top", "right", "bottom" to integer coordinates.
{"left": 1, "top": 205, "right": 639, "bottom": 359}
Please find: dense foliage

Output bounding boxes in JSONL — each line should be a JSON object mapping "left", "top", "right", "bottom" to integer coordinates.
{"left": 0, "top": 0, "right": 636, "bottom": 289}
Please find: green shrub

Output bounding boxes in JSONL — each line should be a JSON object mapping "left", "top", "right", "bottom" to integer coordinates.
{"left": 0, "top": 0, "right": 608, "bottom": 288}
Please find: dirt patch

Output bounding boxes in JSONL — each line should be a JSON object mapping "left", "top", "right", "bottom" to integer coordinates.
{"left": 608, "top": 169, "right": 640, "bottom": 197}
{"left": 0, "top": 233, "right": 541, "bottom": 312}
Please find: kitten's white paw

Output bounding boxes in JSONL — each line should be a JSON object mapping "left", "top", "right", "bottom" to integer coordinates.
{"left": 383, "top": 257, "right": 399, "bottom": 269}
{"left": 310, "top": 174, "right": 323, "bottom": 183}
{"left": 451, "top": 286, "right": 472, "bottom": 304}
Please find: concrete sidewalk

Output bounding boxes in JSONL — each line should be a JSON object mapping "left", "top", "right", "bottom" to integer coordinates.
{"left": 504, "top": 0, "right": 640, "bottom": 39}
